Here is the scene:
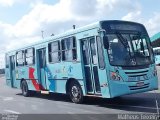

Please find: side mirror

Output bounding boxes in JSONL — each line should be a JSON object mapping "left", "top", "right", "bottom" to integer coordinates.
{"left": 103, "top": 36, "right": 109, "bottom": 49}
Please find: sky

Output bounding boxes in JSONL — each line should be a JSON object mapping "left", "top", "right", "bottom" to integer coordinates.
{"left": 0, "top": 0, "right": 160, "bottom": 68}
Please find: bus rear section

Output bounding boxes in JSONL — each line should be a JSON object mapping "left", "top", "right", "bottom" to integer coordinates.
{"left": 5, "top": 54, "right": 17, "bottom": 88}
{"left": 153, "top": 47, "right": 160, "bottom": 65}
{"left": 99, "top": 21, "right": 158, "bottom": 98}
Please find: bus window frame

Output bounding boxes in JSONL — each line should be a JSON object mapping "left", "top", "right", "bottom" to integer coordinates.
{"left": 24, "top": 47, "right": 35, "bottom": 66}
{"left": 48, "top": 40, "right": 61, "bottom": 64}
{"left": 5, "top": 54, "right": 9, "bottom": 68}
{"left": 61, "top": 36, "right": 77, "bottom": 62}
{"left": 16, "top": 50, "right": 25, "bottom": 67}
{"left": 96, "top": 36, "right": 105, "bottom": 70}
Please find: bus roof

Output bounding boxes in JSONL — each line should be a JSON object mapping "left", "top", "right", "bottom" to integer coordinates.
{"left": 6, "top": 20, "right": 145, "bottom": 54}
{"left": 6, "top": 21, "right": 100, "bottom": 54}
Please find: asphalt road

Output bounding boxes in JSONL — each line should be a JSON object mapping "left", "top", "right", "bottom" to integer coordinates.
{"left": 0, "top": 67, "right": 160, "bottom": 117}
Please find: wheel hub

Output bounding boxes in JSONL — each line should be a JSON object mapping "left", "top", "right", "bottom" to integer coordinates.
{"left": 71, "top": 86, "right": 79, "bottom": 97}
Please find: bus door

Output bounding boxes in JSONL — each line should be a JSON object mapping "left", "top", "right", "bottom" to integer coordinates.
{"left": 37, "top": 48, "right": 47, "bottom": 90}
{"left": 81, "top": 37, "right": 101, "bottom": 94}
{"left": 10, "top": 55, "right": 16, "bottom": 87}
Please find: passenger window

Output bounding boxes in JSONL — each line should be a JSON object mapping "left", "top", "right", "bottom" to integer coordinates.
{"left": 5, "top": 54, "right": 9, "bottom": 68}
{"left": 16, "top": 51, "right": 24, "bottom": 66}
{"left": 90, "top": 37, "right": 98, "bottom": 64}
{"left": 96, "top": 36, "right": 105, "bottom": 69}
{"left": 61, "top": 37, "right": 77, "bottom": 61}
{"left": 81, "top": 40, "right": 89, "bottom": 65}
{"left": 48, "top": 41, "right": 61, "bottom": 63}
{"left": 25, "top": 48, "right": 35, "bottom": 65}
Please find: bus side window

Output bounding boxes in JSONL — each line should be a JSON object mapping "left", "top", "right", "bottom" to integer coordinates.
{"left": 48, "top": 41, "right": 61, "bottom": 63}
{"left": 25, "top": 48, "right": 35, "bottom": 65}
{"left": 5, "top": 54, "right": 9, "bottom": 68}
{"left": 72, "top": 37, "right": 77, "bottom": 60}
{"left": 96, "top": 36, "right": 105, "bottom": 69}
{"left": 61, "top": 36, "right": 77, "bottom": 61}
{"left": 16, "top": 51, "right": 24, "bottom": 66}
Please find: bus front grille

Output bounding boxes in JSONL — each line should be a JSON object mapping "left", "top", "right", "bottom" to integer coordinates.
{"left": 125, "top": 69, "right": 149, "bottom": 82}
{"left": 129, "top": 83, "right": 149, "bottom": 90}
{"left": 125, "top": 70, "right": 148, "bottom": 76}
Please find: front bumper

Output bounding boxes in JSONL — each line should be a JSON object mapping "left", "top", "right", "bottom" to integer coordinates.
{"left": 109, "top": 77, "right": 158, "bottom": 98}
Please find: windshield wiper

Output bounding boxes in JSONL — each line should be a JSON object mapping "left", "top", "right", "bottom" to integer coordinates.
{"left": 116, "top": 32, "right": 133, "bottom": 58}
{"left": 116, "top": 32, "right": 128, "bottom": 48}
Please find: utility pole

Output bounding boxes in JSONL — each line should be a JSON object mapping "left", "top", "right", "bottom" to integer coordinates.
{"left": 41, "top": 30, "right": 44, "bottom": 39}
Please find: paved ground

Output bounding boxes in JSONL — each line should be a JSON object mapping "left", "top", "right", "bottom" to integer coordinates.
{"left": 0, "top": 67, "right": 160, "bottom": 116}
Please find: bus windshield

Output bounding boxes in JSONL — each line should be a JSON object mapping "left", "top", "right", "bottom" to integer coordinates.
{"left": 106, "top": 33, "right": 154, "bottom": 66}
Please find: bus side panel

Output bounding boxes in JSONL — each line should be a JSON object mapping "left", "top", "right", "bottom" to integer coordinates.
{"left": 5, "top": 68, "right": 12, "bottom": 87}
{"left": 15, "top": 66, "right": 39, "bottom": 91}
{"left": 15, "top": 67, "right": 26, "bottom": 89}
{"left": 148, "top": 65, "right": 158, "bottom": 90}
{"left": 99, "top": 43, "right": 112, "bottom": 98}
{"left": 98, "top": 69, "right": 111, "bottom": 98}
{"left": 5, "top": 54, "right": 11, "bottom": 87}
{"left": 28, "top": 66, "right": 39, "bottom": 91}
{"left": 45, "top": 62, "right": 84, "bottom": 94}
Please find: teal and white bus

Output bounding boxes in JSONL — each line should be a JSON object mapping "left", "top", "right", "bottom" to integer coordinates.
{"left": 153, "top": 47, "right": 160, "bottom": 65}
{"left": 5, "top": 20, "right": 158, "bottom": 103}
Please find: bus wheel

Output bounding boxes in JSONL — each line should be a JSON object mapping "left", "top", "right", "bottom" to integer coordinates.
{"left": 69, "top": 81, "right": 83, "bottom": 104}
{"left": 21, "top": 80, "right": 30, "bottom": 97}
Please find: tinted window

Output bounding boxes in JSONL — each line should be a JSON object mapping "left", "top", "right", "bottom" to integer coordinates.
{"left": 25, "top": 48, "right": 35, "bottom": 65}
{"left": 5, "top": 54, "right": 9, "bottom": 68}
{"left": 96, "top": 36, "right": 105, "bottom": 69}
{"left": 61, "top": 37, "right": 77, "bottom": 61}
{"left": 48, "top": 41, "right": 61, "bottom": 63}
{"left": 90, "top": 38, "right": 98, "bottom": 64}
{"left": 81, "top": 40, "right": 89, "bottom": 65}
{"left": 16, "top": 51, "right": 24, "bottom": 66}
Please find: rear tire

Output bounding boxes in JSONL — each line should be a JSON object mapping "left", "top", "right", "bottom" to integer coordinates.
{"left": 69, "top": 81, "right": 83, "bottom": 104}
{"left": 21, "top": 80, "right": 30, "bottom": 97}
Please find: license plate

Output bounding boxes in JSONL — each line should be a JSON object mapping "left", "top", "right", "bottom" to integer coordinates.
{"left": 136, "top": 82, "right": 144, "bottom": 87}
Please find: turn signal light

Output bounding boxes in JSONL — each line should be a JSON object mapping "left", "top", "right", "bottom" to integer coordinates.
{"left": 110, "top": 72, "right": 121, "bottom": 81}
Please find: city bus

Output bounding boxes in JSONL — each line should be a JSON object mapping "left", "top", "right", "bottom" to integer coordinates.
{"left": 5, "top": 20, "right": 158, "bottom": 103}
{"left": 153, "top": 47, "right": 160, "bottom": 65}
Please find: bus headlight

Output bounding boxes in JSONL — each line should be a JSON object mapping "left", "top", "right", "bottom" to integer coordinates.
{"left": 110, "top": 72, "right": 121, "bottom": 81}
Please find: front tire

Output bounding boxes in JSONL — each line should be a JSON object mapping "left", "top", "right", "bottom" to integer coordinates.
{"left": 69, "top": 81, "right": 83, "bottom": 104}
{"left": 21, "top": 80, "right": 30, "bottom": 97}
